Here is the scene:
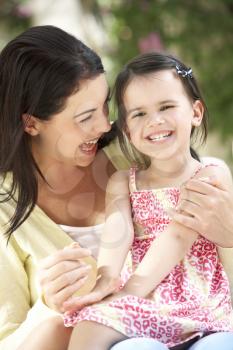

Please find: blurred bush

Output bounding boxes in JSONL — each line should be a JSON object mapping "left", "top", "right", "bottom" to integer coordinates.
{"left": 0, "top": 0, "right": 232, "bottom": 145}
{"left": 0, "top": 0, "right": 32, "bottom": 42}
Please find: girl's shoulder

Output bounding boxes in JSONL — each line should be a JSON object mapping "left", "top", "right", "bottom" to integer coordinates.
{"left": 194, "top": 158, "right": 232, "bottom": 188}
{"left": 106, "top": 169, "right": 131, "bottom": 198}
{"left": 201, "top": 156, "right": 229, "bottom": 167}
{"left": 108, "top": 169, "right": 130, "bottom": 183}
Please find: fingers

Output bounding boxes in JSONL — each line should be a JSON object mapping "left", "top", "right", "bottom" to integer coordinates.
{"left": 172, "top": 211, "right": 199, "bottom": 232}
{"left": 180, "top": 182, "right": 225, "bottom": 215}
{"left": 63, "top": 275, "right": 120, "bottom": 312}
{"left": 176, "top": 200, "right": 200, "bottom": 219}
{"left": 178, "top": 186, "right": 207, "bottom": 217}
{"left": 63, "top": 290, "right": 103, "bottom": 312}
{"left": 49, "top": 275, "right": 90, "bottom": 313}
{"left": 184, "top": 177, "right": 225, "bottom": 195}
{"left": 41, "top": 264, "right": 92, "bottom": 311}
{"left": 39, "top": 260, "right": 85, "bottom": 284}
{"left": 38, "top": 245, "right": 94, "bottom": 312}
{"left": 40, "top": 245, "right": 92, "bottom": 269}
{"left": 42, "top": 264, "right": 92, "bottom": 297}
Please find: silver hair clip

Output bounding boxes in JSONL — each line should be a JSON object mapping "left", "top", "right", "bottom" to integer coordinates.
{"left": 175, "top": 65, "right": 193, "bottom": 78}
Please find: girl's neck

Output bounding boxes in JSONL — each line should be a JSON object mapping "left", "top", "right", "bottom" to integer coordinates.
{"left": 144, "top": 153, "right": 200, "bottom": 189}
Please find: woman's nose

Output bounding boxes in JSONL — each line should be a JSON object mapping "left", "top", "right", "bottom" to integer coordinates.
{"left": 96, "top": 114, "right": 111, "bottom": 134}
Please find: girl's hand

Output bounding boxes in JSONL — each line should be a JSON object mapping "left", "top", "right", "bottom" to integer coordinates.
{"left": 38, "top": 243, "right": 96, "bottom": 313}
{"left": 173, "top": 175, "right": 233, "bottom": 247}
{"left": 63, "top": 274, "right": 121, "bottom": 313}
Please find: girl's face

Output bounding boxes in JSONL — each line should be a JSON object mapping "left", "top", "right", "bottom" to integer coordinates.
{"left": 28, "top": 74, "right": 111, "bottom": 168}
{"left": 124, "top": 70, "right": 203, "bottom": 162}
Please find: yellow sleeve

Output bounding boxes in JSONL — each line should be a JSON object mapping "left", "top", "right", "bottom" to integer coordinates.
{"left": 0, "top": 234, "right": 57, "bottom": 350}
{"left": 102, "top": 137, "right": 131, "bottom": 170}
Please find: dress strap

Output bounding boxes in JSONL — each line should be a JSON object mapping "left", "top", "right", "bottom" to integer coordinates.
{"left": 129, "top": 167, "right": 138, "bottom": 193}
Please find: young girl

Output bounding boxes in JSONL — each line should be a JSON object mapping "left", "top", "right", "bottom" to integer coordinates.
{"left": 63, "top": 52, "right": 233, "bottom": 350}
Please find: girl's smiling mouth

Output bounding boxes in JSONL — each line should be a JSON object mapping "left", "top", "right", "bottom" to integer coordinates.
{"left": 146, "top": 131, "right": 173, "bottom": 142}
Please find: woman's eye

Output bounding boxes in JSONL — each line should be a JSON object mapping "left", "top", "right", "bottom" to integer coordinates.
{"left": 79, "top": 115, "right": 92, "bottom": 123}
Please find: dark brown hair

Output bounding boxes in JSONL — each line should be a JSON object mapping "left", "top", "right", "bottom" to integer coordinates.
{"left": 113, "top": 52, "right": 208, "bottom": 168}
{"left": 0, "top": 25, "right": 104, "bottom": 238}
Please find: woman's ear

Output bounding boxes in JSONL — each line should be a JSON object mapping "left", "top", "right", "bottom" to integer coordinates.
{"left": 124, "top": 125, "right": 131, "bottom": 140}
{"left": 192, "top": 100, "right": 204, "bottom": 127}
{"left": 22, "top": 114, "right": 41, "bottom": 136}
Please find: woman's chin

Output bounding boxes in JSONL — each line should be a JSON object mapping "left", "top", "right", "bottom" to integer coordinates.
{"left": 74, "top": 154, "right": 96, "bottom": 167}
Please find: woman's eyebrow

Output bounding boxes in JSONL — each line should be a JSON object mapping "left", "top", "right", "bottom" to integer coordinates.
{"left": 73, "top": 108, "right": 96, "bottom": 118}
{"left": 74, "top": 88, "right": 111, "bottom": 119}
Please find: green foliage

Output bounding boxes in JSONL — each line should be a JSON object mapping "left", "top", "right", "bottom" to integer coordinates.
{"left": 100, "top": 0, "right": 233, "bottom": 140}
{"left": 0, "top": 0, "right": 32, "bottom": 41}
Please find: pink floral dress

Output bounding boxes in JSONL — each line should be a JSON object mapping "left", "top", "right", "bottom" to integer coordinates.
{"left": 64, "top": 167, "right": 233, "bottom": 348}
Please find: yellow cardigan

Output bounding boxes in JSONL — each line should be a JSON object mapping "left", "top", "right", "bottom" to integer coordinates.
{"left": 0, "top": 140, "right": 233, "bottom": 349}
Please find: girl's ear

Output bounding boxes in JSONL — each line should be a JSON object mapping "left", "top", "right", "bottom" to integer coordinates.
{"left": 22, "top": 114, "right": 41, "bottom": 136}
{"left": 192, "top": 100, "right": 204, "bottom": 127}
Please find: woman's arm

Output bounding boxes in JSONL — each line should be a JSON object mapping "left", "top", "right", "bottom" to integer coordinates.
{"left": 63, "top": 171, "right": 134, "bottom": 312}
{"left": 0, "top": 232, "right": 95, "bottom": 349}
{"left": 0, "top": 234, "right": 59, "bottom": 350}
{"left": 174, "top": 161, "right": 233, "bottom": 247}
{"left": 174, "top": 162, "right": 233, "bottom": 301}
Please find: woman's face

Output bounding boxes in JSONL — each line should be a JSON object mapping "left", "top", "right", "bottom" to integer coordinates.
{"left": 30, "top": 74, "right": 111, "bottom": 168}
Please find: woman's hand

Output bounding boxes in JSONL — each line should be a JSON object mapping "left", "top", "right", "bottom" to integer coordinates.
{"left": 173, "top": 175, "right": 233, "bottom": 247}
{"left": 63, "top": 272, "right": 121, "bottom": 313}
{"left": 38, "top": 243, "right": 96, "bottom": 313}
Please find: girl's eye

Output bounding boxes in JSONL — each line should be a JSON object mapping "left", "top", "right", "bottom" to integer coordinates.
{"left": 160, "top": 105, "right": 174, "bottom": 111}
{"left": 79, "top": 115, "right": 92, "bottom": 123}
{"left": 132, "top": 111, "right": 145, "bottom": 118}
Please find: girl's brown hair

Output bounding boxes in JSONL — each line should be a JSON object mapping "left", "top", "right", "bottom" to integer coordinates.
{"left": 113, "top": 52, "right": 208, "bottom": 168}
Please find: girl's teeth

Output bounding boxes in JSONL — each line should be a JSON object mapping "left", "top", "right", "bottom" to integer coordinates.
{"left": 148, "top": 132, "right": 171, "bottom": 141}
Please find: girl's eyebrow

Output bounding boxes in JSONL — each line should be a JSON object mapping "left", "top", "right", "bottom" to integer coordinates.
{"left": 159, "top": 99, "right": 176, "bottom": 105}
{"left": 127, "top": 99, "right": 176, "bottom": 115}
{"left": 127, "top": 106, "right": 142, "bottom": 115}
{"left": 73, "top": 87, "right": 111, "bottom": 119}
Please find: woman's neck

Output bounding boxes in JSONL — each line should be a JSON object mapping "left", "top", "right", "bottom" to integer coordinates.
{"left": 35, "top": 150, "right": 116, "bottom": 227}
{"left": 38, "top": 161, "right": 91, "bottom": 194}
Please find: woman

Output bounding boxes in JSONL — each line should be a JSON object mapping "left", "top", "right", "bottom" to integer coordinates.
{"left": 0, "top": 25, "right": 233, "bottom": 350}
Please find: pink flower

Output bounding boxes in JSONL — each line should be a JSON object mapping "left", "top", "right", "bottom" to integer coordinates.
{"left": 138, "top": 32, "right": 164, "bottom": 53}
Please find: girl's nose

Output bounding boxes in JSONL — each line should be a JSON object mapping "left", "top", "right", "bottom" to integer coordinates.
{"left": 147, "top": 114, "right": 165, "bottom": 127}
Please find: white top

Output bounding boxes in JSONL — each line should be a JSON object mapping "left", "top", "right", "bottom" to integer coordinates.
{"left": 60, "top": 223, "right": 104, "bottom": 259}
